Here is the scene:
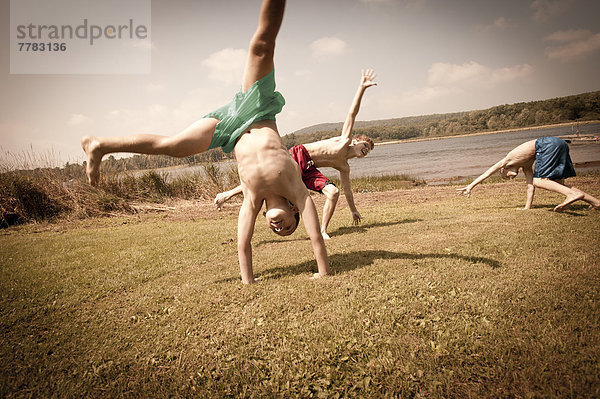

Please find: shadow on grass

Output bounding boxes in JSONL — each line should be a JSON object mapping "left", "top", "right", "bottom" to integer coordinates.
{"left": 550, "top": 203, "right": 593, "bottom": 216}
{"left": 496, "top": 203, "right": 590, "bottom": 215}
{"left": 255, "top": 236, "right": 311, "bottom": 246}
{"left": 329, "top": 218, "right": 423, "bottom": 237}
{"left": 255, "top": 218, "right": 422, "bottom": 246}
{"left": 217, "top": 250, "right": 501, "bottom": 283}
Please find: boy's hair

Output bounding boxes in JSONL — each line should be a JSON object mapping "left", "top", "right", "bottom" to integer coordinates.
{"left": 499, "top": 166, "right": 519, "bottom": 179}
{"left": 499, "top": 167, "right": 508, "bottom": 179}
{"left": 354, "top": 135, "right": 374, "bottom": 150}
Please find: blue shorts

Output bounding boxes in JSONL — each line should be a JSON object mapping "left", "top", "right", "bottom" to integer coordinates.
{"left": 533, "top": 137, "right": 576, "bottom": 180}
{"left": 203, "top": 69, "right": 285, "bottom": 153}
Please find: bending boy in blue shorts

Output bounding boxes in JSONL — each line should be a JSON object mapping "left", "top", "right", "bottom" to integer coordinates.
{"left": 457, "top": 137, "right": 600, "bottom": 211}
{"left": 81, "top": 0, "right": 330, "bottom": 284}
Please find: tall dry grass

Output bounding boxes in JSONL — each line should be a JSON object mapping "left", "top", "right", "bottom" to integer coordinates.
{"left": 0, "top": 149, "right": 240, "bottom": 228}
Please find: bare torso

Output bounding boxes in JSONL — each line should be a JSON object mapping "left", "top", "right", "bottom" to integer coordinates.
{"left": 302, "top": 137, "right": 351, "bottom": 171}
{"left": 234, "top": 120, "right": 304, "bottom": 202}
{"left": 505, "top": 139, "right": 536, "bottom": 169}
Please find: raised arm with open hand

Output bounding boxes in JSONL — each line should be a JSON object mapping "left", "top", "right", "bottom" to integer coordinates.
{"left": 341, "top": 69, "right": 377, "bottom": 139}
{"left": 360, "top": 68, "right": 378, "bottom": 89}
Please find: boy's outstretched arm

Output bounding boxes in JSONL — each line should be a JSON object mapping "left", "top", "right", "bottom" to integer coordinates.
{"left": 297, "top": 193, "right": 330, "bottom": 277}
{"left": 457, "top": 158, "right": 507, "bottom": 197}
{"left": 341, "top": 69, "right": 377, "bottom": 140}
{"left": 237, "top": 197, "right": 261, "bottom": 284}
{"left": 339, "top": 167, "right": 361, "bottom": 224}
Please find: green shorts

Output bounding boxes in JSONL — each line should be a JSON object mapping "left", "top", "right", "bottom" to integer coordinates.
{"left": 204, "top": 69, "right": 285, "bottom": 153}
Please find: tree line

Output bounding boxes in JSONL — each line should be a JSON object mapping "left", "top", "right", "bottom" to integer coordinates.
{"left": 283, "top": 90, "right": 600, "bottom": 146}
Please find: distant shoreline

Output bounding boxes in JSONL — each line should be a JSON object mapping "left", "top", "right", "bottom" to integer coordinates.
{"left": 127, "top": 121, "right": 600, "bottom": 179}
{"left": 375, "top": 120, "right": 600, "bottom": 146}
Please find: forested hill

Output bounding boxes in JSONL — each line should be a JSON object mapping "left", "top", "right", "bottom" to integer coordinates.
{"left": 281, "top": 91, "right": 600, "bottom": 147}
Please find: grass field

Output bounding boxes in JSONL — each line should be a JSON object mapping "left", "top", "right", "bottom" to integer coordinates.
{"left": 1, "top": 175, "right": 599, "bottom": 398}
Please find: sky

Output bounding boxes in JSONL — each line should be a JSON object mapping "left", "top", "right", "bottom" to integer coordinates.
{"left": 1, "top": 0, "right": 600, "bottom": 167}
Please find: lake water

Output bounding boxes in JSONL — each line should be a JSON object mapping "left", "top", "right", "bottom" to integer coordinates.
{"left": 339, "top": 123, "right": 600, "bottom": 183}
{"left": 157, "top": 123, "right": 600, "bottom": 184}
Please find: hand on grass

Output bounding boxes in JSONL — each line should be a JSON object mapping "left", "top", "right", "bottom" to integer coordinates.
{"left": 456, "top": 186, "right": 472, "bottom": 198}
{"left": 213, "top": 193, "right": 227, "bottom": 211}
{"left": 351, "top": 210, "right": 362, "bottom": 225}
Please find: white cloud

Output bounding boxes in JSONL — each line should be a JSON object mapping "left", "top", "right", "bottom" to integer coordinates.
{"left": 491, "top": 64, "right": 534, "bottom": 82}
{"left": 67, "top": 113, "right": 92, "bottom": 126}
{"left": 389, "top": 61, "right": 534, "bottom": 110}
{"left": 428, "top": 61, "right": 487, "bottom": 86}
{"left": 530, "top": 0, "right": 573, "bottom": 23}
{"left": 201, "top": 48, "right": 247, "bottom": 86}
{"left": 310, "top": 37, "right": 349, "bottom": 59}
{"left": 147, "top": 104, "right": 167, "bottom": 117}
{"left": 492, "top": 17, "right": 509, "bottom": 29}
{"left": 145, "top": 82, "right": 165, "bottom": 93}
{"left": 544, "top": 30, "right": 600, "bottom": 61}
{"left": 427, "top": 61, "right": 533, "bottom": 88}
{"left": 104, "top": 110, "right": 121, "bottom": 120}
{"left": 545, "top": 29, "right": 592, "bottom": 43}
{"left": 549, "top": 34, "right": 600, "bottom": 58}
{"left": 375, "top": 61, "right": 534, "bottom": 118}
{"left": 477, "top": 17, "right": 512, "bottom": 31}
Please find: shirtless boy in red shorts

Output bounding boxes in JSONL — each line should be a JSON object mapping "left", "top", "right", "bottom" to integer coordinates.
{"left": 215, "top": 69, "right": 377, "bottom": 239}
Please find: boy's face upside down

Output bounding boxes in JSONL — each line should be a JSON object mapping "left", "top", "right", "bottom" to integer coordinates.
{"left": 264, "top": 200, "right": 299, "bottom": 236}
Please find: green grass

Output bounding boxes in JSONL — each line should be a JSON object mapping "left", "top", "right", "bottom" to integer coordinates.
{"left": 1, "top": 176, "right": 599, "bottom": 397}
{"left": 330, "top": 173, "right": 426, "bottom": 193}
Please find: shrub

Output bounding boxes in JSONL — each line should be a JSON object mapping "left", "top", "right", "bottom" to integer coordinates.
{"left": 0, "top": 172, "right": 62, "bottom": 227}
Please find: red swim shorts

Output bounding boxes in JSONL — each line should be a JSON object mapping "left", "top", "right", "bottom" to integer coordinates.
{"left": 288, "top": 145, "right": 333, "bottom": 193}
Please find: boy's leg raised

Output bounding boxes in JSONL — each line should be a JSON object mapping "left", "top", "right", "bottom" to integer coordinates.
{"left": 241, "top": 0, "right": 285, "bottom": 92}
{"left": 81, "top": 118, "right": 219, "bottom": 186}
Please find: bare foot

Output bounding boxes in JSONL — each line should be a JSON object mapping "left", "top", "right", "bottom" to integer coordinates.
{"left": 214, "top": 193, "right": 227, "bottom": 211}
{"left": 310, "top": 273, "right": 322, "bottom": 280}
{"left": 81, "top": 136, "right": 103, "bottom": 186}
{"left": 321, "top": 231, "right": 331, "bottom": 240}
{"left": 553, "top": 193, "right": 585, "bottom": 212}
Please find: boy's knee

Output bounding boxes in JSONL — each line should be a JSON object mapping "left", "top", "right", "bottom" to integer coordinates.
{"left": 323, "top": 184, "right": 339, "bottom": 200}
{"left": 532, "top": 177, "right": 544, "bottom": 187}
{"left": 249, "top": 37, "right": 275, "bottom": 59}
